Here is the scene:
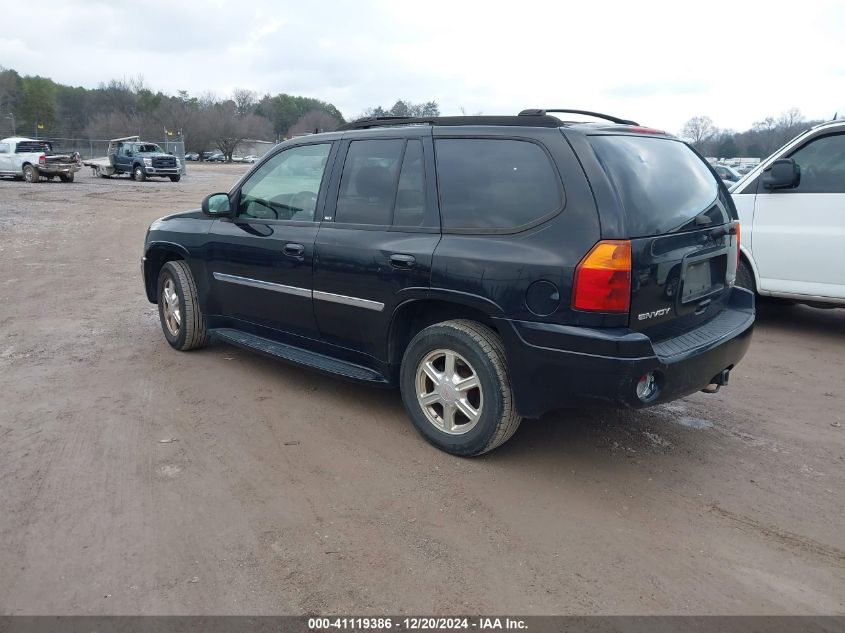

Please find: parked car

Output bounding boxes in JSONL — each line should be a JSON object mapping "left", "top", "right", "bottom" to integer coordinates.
{"left": 0, "top": 137, "right": 82, "bottom": 182}
{"left": 713, "top": 164, "right": 742, "bottom": 185}
{"left": 732, "top": 119, "right": 845, "bottom": 307}
{"left": 142, "top": 109, "right": 753, "bottom": 456}
{"left": 184, "top": 152, "right": 200, "bottom": 161}
{"left": 204, "top": 151, "right": 226, "bottom": 162}
{"left": 83, "top": 136, "right": 181, "bottom": 181}
{"left": 242, "top": 155, "right": 258, "bottom": 164}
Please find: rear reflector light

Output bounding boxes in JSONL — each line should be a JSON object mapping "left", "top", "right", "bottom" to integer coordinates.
{"left": 38, "top": 154, "right": 46, "bottom": 165}
{"left": 572, "top": 240, "right": 632, "bottom": 313}
{"left": 735, "top": 222, "right": 741, "bottom": 272}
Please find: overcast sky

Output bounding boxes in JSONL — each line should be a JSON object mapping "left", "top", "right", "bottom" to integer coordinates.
{"left": 2, "top": 0, "right": 844, "bottom": 133}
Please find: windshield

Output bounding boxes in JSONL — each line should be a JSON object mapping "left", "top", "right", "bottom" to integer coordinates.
{"left": 137, "top": 144, "right": 163, "bottom": 153}
{"left": 589, "top": 135, "right": 721, "bottom": 237}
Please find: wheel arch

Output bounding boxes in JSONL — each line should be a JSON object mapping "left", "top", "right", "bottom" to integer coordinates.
{"left": 143, "top": 242, "right": 191, "bottom": 302}
{"left": 387, "top": 297, "right": 502, "bottom": 374}
{"left": 738, "top": 244, "right": 760, "bottom": 293}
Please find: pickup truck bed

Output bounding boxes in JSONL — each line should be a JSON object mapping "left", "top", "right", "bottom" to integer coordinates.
{"left": 0, "top": 137, "right": 82, "bottom": 182}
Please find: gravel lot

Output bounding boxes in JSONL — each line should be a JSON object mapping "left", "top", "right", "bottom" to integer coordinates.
{"left": 1, "top": 164, "right": 843, "bottom": 615}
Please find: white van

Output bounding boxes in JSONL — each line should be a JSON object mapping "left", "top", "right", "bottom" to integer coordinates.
{"left": 731, "top": 120, "right": 845, "bottom": 307}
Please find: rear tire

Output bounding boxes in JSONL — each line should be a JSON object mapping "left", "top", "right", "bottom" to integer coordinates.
{"left": 400, "top": 319, "right": 522, "bottom": 456}
{"left": 23, "top": 164, "right": 39, "bottom": 183}
{"left": 736, "top": 258, "right": 755, "bottom": 293}
{"left": 59, "top": 173, "right": 74, "bottom": 183}
{"left": 157, "top": 260, "right": 209, "bottom": 351}
{"left": 169, "top": 175, "right": 181, "bottom": 182}
{"left": 133, "top": 165, "right": 146, "bottom": 182}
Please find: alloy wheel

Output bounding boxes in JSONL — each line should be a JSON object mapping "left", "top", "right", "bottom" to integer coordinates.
{"left": 415, "top": 349, "right": 483, "bottom": 435}
{"left": 161, "top": 277, "right": 181, "bottom": 336}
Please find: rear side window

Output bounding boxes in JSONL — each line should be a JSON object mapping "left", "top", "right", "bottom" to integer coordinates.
{"left": 589, "top": 135, "right": 721, "bottom": 237}
{"left": 435, "top": 138, "right": 562, "bottom": 231}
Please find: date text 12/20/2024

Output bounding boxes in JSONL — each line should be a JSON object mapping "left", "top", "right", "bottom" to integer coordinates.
{"left": 308, "top": 617, "right": 528, "bottom": 630}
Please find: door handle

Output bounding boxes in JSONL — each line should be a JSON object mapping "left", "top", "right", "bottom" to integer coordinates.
{"left": 389, "top": 253, "right": 416, "bottom": 269}
{"left": 283, "top": 242, "right": 305, "bottom": 258}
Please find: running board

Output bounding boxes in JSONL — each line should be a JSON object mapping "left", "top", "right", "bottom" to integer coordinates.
{"left": 210, "top": 328, "right": 388, "bottom": 384}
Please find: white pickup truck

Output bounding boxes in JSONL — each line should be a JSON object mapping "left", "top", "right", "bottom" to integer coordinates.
{"left": 0, "top": 137, "right": 82, "bottom": 183}
{"left": 732, "top": 119, "right": 845, "bottom": 307}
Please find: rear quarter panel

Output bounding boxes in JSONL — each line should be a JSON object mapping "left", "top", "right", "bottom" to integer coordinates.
{"left": 431, "top": 127, "right": 604, "bottom": 326}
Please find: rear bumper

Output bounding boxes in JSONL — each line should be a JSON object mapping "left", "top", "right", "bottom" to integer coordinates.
{"left": 496, "top": 287, "right": 755, "bottom": 418}
{"left": 40, "top": 163, "right": 81, "bottom": 175}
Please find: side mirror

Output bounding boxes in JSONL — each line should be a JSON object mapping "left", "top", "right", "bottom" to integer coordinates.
{"left": 202, "top": 192, "right": 232, "bottom": 216}
{"left": 762, "top": 158, "right": 800, "bottom": 190}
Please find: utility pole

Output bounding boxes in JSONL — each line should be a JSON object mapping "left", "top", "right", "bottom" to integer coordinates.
{"left": 4, "top": 113, "right": 14, "bottom": 136}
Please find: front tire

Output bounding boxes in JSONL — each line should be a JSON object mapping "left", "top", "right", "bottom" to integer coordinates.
{"left": 133, "top": 165, "right": 146, "bottom": 182}
{"left": 400, "top": 319, "right": 522, "bottom": 456}
{"left": 157, "top": 260, "right": 209, "bottom": 351}
{"left": 23, "top": 164, "right": 39, "bottom": 183}
{"left": 169, "top": 174, "right": 181, "bottom": 182}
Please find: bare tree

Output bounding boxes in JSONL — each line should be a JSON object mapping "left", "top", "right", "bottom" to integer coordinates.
{"left": 287, "top": 109, "right": 340, "bottom": 136}
{"left": 232, "top": 88, "right": 257, "bottom": 116}
{"left": 206, "top": 102, "right": 273, "bottom": 160}
{"left": 681, "top": 116, "right": 717, "bottom": 150}
{"left": 752, "top": 116, "right": 779, "bottom": 156}
{"left": 775, "top": 108, "right": 805, "bottom": 147}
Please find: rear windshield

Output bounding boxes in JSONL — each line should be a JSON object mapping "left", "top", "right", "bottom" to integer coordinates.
{"left": 589, "top": 135, "right": 720, "bottom": 237}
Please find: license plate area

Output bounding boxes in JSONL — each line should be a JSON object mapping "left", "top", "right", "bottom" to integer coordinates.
{"left": 680, "top": 252, "right": 726, "bottom": 304}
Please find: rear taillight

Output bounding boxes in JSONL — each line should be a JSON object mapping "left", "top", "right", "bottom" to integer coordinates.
{"left": 572, "top": 240, "right": 632, "bottom": 313}
{"left": 38, "top": 154, "right": 46, "bottom": 165}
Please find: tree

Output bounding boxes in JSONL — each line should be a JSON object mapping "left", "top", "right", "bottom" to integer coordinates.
{"left": 716, "top": 137, "right": 740, "bottom": 159}
{"left": 361, "top": 100, "right": 440, "bottom": 119}
{"left": 681, "top": 116, "right": 717, "bottom": 151}
{"left": 232, "top": 88, "right": 257, "bottom": 116}
{"left": 256, "top": 93, "right": 344, "bottom": 140}
{"left": 205, "top": 102, "right": 273, "bottom": 160}
{"left": 751, "top": 116, "right": 779, "bottom": 156}
{"left": 287, "top": 109, "right": 341, "bottom": 137}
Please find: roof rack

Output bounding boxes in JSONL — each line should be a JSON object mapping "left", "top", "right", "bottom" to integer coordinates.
{"left": 337, "top": 114, "right": 566, "bottom": 131}
{"left": 519, "top": 109, "right": 638, "bottom": 126}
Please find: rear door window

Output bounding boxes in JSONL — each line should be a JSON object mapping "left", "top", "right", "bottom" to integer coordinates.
{"left": 589, "top": 135, "right": 723, "bottom": 236}
{"left": 435, "top": 138, "right": 562, "bottom": 231}
{"left": 335, "top": 139, "right": 405, "bottom": 226}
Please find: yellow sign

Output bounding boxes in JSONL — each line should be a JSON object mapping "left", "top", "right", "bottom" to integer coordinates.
{"left": 37, "top": 123, "right": 44, "bottom": 129}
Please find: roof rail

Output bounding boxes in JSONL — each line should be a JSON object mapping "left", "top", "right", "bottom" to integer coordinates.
{"left": 519, "top": 109, "right": 638, "bottom": 126}
{"left": 337, "top": 114, "right": 565, "bottom": 131}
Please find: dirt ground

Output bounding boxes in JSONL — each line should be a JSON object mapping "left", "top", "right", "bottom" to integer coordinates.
{"left": 0, "top": 164, "right": 843, "bottom": 616}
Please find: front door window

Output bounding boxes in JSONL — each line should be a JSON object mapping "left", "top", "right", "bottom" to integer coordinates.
{"left": 237, "top": 144, "right": 332, "bottom": 221}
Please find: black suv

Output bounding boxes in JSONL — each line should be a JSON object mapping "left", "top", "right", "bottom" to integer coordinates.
{"left": 142, "top": 109, "right": 754, "bottom": 456}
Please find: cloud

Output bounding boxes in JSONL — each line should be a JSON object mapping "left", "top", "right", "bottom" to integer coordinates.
{"left": 603, "top": 80, "right": 711, "bottom": 99}
{"left": 1, "top": 0, "right": 844, "bottom": 132}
